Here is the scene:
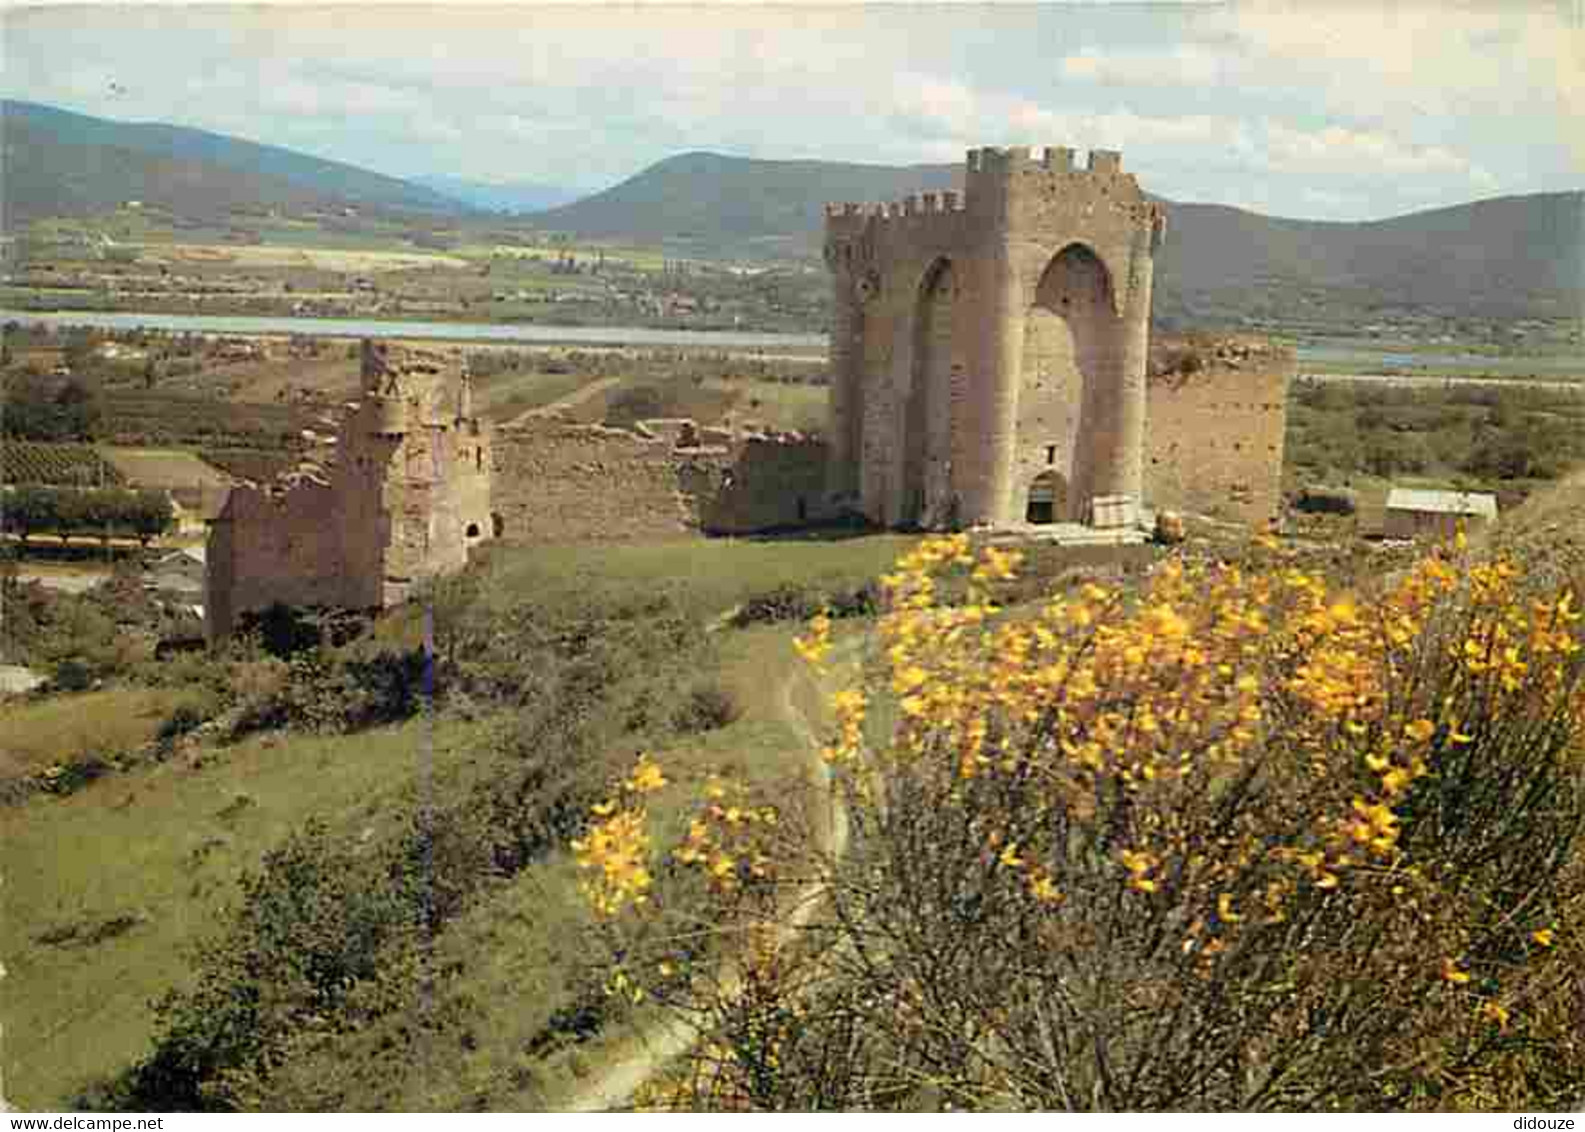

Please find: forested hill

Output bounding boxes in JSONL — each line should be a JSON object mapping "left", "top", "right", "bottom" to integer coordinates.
{"left": 533, "top": 150, "right": 1582, "bottom": 322}
{"left": 2, "top": 99, "right": 466, "bottom": 225}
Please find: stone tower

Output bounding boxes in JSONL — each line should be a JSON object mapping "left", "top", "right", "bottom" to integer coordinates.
{"left": 205, "top": 340, "right": 494, "bottom": 640}
{"left": 339, "top": 340, "right": 495, "bottom": 608}
{"left": 823, "top": 145, "right": 1167, "bottom": 528}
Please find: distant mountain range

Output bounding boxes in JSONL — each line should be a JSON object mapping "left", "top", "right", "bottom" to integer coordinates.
{"left": 536, "top": 151, "right": 1583, "bottom": 322}
{"left": 1152, "top": 192, "right": 1584, "bottom": 325}
{"left": 2, "top": 99, "right": 464, "bottom": 224}
{"left": 528, "top": 150, "right": 960, "bottom": 249}
{"left": 5, "top": 101, "right": 1580, "bottom": 323}
{"left": 411, "top": 174, "right": 580, "bottom": 214}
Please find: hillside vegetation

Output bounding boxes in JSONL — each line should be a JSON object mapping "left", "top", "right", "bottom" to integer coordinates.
{"left": 8, "top": 102, "right": 1582, "bottom": 330}
{"left": 580, "top": 532, "right": 1585, "bottom": 1111}
{"left": 2, "top": 535, "right": 914, "bottom": 1110}
{"left": 537, "top": 151, "right": 1583, "bottom": 323}
{"left": 1, "top": 100, "right": 465, "bottom": 228}
{"left": 530, "top": 151, "right": 958, "bottom": 253}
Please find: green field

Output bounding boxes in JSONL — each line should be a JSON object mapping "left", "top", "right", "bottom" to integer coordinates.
{"left": 469, "top": 369, "right": 609, "bottom": 422}
{"left": 2, "top": 714, "right": 506, "bottom": 1108}
{"left": 702, "top": 376, "right": 827, "bottom": 432}
{"left": 474, "top": 535, "right": 914, "bottom": 625}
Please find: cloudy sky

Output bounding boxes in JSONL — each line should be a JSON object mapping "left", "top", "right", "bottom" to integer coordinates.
{"left": 3, "top": 1, "right": 1581, "bottom": 220}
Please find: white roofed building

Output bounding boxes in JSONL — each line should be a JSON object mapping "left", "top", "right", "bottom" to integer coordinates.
{"left": 1382, "top": 488, "right": 1498, "bottom": 541}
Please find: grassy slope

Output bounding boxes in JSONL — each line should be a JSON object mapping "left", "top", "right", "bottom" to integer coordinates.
{"left": 1488, "top": 463, "right": 1585, "bottom": 582}
{"left": 477, "top": 536, "right": 915, "bottom": 625}
{"left": 4, "top": 534, "right": 916, "bottom": 1110}
{"left": 330, "top": 621, "right": 839, "bottom": 1111}
{"left": 2, "top": 714, "right": 501, "bottom": 1109}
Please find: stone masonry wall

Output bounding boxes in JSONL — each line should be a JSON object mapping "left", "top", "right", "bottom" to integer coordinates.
{"left": 491, "top": 420, "right": 829, "bottom": 544}
{"left": 492, "top": 422, "right": 700, "bottom": 544}
{"left": 204, "top": 474, "right": 354, "bottom": 639}
{"left": 1144, "top": 335, "right": 1292, "bottom": 527}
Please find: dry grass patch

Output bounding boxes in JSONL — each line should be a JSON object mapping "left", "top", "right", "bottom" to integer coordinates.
{"left": 100, "top": 448, "right": 229, "bottom": 492}
{"left": 0, "top": 686, "right": 215, "bottom": 784}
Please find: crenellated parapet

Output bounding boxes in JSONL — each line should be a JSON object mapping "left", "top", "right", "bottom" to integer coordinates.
{"left": 823, "top": 145, "right": 1167, "bottom": 283}
{"left": 962, "top": 144, "right": 1117, "bottom": 176}
{"left": 823, "top": 190, "right": 970, "bottom": 268}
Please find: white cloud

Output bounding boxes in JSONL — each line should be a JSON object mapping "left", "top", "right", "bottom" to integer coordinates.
{"left": 1059, "top": 44, "right": 1223, "bottom": 86}
{"left": 1, "top": 3, "right": 1574, "bottom": 217}
{"left": 1202, "top": 1, "right": 1569, "bottom": 123}
{"left": 1260, "top": 120, "right": 1488, "bottom": 181}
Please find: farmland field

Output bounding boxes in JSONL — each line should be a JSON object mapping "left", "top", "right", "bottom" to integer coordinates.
{"left": 197, "top": 447, "right": 295, "bottom": 483}
{"left": 101, "top": 390, "right": 312, "bottom": 450}
{"left": 99, "top": 447, "right": 230, "bottom": 492}
{"left": 140, "top": 241, "right": 470, "bottom": 273}
{"left": 1, "top": 442, "right": 126, "bottom": 487}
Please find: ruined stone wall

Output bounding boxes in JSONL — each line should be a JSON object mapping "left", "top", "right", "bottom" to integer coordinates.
{"left": 1144, "top": 336, "right": 1292, "bottom": 527}
{"left": 491, "top": 421, "right": 830, "bottom": 545}
{"left": 492, "top": 422, "right": 699, "bottom": 544}
{"left": 695, "top": 435, "right": 829, "bottom": 533}
{"left": 206, "top": 340, "right": 494, "bottom": 639}
{"left": 204, "top": 475, "right": 353, "bottom": 639}
{"left": 347, "top": 341, "right": 494, "bottom": 604}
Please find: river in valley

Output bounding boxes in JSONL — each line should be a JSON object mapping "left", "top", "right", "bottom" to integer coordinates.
{"left": 4, "top": 309, "right": 1582, "bottom": 377}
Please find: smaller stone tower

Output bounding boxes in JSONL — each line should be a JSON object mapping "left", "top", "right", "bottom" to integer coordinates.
{"left": 205, "top": 339, "right": 495, "bottom": 640}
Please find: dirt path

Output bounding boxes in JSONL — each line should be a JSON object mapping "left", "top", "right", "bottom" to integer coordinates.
{"left": 507, "top": 376, "right": 623, "bottom": 426}
{"left": 562, "top": 634, "right": 862, "bottom": 1113}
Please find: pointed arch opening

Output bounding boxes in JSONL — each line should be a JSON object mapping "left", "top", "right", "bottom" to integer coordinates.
{"left": 902, "top": 257, "right": 955, "bottom": 527}
{"left": 1018, "top": 243, "right": 1120, "bottom": 520}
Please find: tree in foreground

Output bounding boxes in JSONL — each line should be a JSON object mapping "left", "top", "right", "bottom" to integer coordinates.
{"left": 575, "top": 533, "right": 1585, "bottom": 1111}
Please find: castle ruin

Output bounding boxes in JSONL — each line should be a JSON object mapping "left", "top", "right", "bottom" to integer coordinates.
{"left": 205, "top": 340, "right": 495, "bottom": 640}
{"left": 204, "top": 145, "right": 1292, "bottom": 639}
{"left": 824, "top": 145, "right": 1168, "bottom": 528}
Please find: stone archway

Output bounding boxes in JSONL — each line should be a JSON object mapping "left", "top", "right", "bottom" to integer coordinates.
{"left": 1019, "top": 243, "right": 1119, "bottom": 518}
{"left": 1025, "top": 469, "right": 1067, "bottom": 524}
{"left": 902, "top": 258, "right": 955, "bottom": 527}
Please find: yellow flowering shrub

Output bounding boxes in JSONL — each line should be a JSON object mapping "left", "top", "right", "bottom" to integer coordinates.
{"left": 577, "top": 534, "right": 1585, "bottom": 1111}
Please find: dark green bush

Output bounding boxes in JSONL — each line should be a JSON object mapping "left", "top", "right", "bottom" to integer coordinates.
{"left": 156, "top": 703, "right": 205, "bottom": 744}
{"left": 673, "top": 684, "right": 742, "bottom": 733}
{"left": 53, "top": 658, "right": 93, "bottom": 692}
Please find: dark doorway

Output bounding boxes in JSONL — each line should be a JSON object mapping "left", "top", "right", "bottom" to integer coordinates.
{"left": 1026, "top": 470, "right": 1067, "bottom": 524}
